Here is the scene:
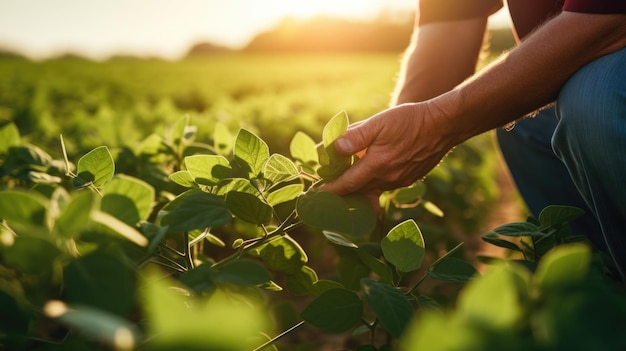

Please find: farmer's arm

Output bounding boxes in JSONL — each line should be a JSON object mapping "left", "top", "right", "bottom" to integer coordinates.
{"left": 323, "top": 11, "right": 626, "bottom": 195}
{"left": 391, "top": 16, "right": 489, "bottom": 105}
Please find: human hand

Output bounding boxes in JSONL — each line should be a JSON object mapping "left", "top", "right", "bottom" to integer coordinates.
{"left": 321, "top": 102, "right": 457, "bottom": 196}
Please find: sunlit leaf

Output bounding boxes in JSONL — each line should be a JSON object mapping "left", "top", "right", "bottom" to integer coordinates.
{"left": 143, "top": 272, "right": 270, "bottom": 350}
{"left": 290, "top": 131, "right": 318, "bottom": 167}
{"left": 266, "top": 183, "right": 303, "bottom": 207}
{"left": 264, "top": 153, "right": 298, "bottom": 185}
{"left": 213, "top": 122, "right": 233, "bottom": 156}
{"left": 301, "top": 288, "right": 363, "bottom": 333}
{"left": 322, "top": 110, "right": 349, "bottom": 148}
{"left": 169, "top": 170, "right": 196, "bottom": 188}
{"left": 286, "top": 265, "right": 318, "bottom": 295}
{"left": 234, "top": 129, "right": 269, "bottom": 178}
{"left": 185, "top": 155, "right": 232, "bottom": 186}
{"left": 381, "top": 220, "right": 425, "bottom": 273}
{"left": 74, "top": 146, "right": 115, "bottom": 188}
{"left": 91, "top": 211, "right": 148, "bottom": 247}
{"left": 252, "top": 235, "right": 307, "bottom": 274}
{"left": 101, "top": 174, "right": 155, "bottom": 226}
{"left": 458, "top": 263, "right": 527, "bottom": 329}
{"left": 54, "top": 190, "right": 96, "bottom": 239}
{"left": 322, "top": 230, "right": 358, "bottom": 248}
{"left": 534, "top": 243, "right": 591, "bottom": 290}
{"left": 0, "top": 190, "right": 49, "bottom": 231}
{"left": 0, "top": 122, "right": 20, "bottom": 154}
{"left": 216, "top": 177, "right": 259, "bottom": 196}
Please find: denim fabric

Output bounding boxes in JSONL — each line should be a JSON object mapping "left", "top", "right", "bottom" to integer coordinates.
{"left": 496, "top": 47, "right": 626, "bottom": 281}
{"left": 553, "top": 47, "right": 626, "bottom": 281}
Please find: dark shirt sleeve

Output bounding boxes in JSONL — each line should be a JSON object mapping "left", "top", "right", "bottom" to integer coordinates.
{"left": 418, "top": 0, "right": 503, "bottom": 25}
{"left": 563, "top": 0, "right": 626, "bottom": 13}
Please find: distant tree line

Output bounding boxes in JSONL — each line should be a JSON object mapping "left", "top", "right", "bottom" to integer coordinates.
{"left": 187, "top": 15, "right": 516, "bottom": 56}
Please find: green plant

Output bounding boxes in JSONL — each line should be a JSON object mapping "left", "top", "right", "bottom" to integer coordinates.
{"left": 0, "top": 112, "right": 478, "bottom": 350}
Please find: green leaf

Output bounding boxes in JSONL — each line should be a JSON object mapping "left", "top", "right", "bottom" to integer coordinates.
{"left": 290, "top": 131, "right": 318, "bottom": 167}
{"left": 213, "top": 121, "right": 233, "bottom": 156}
{"left": 64, "top": 248, "right": 137, "bottom": 316}
{"left": 101, "top": 174, "right": 155, "bottom": 226}
{"left": 226, "top": 191, "right": 272, "bottom": 225}
{"left": 286, "top": 265, "right": 318, "bottom": 296}
{"left": 422, "top": 200, "right": 444, "bottom": 217}
{"left": 296, "top": 191, "right": 352, "bottom": 235}
{"left": 169, "top": 170, "right": 196, "bottom": 188}
{"left": 216, "top": 177, "right": 259, "bottom": 196}
{"left": 360, "top": 278, "right": 413, "bottom": 339}
{"left": 53, "top": 190, "right": 95, "bottom": 239}
{"left": 491, "top": 221, "right": 544, "bottom": 237}
{"left": 74, "top": 146, "right": 115, "bottom": 188}
{"left": 266, "top": 183, "right": 304, "bottom": 207}
{"left": 185, "top": 155, "right": 232, "bottom": 186}
{"left": 390, "top": 183, "right": 426, "bottom": 208}
{"left": 345, "top": 194, "right": 377, "bottom": 238}
{"left": 179, "top": 264, "right": 217, "bottom": 294}
{"left": 168, "top": 191, "right": 232, "bottom": 232}
{"left": 44, "top": 301, "right": 140, "bottom": 349}
{"left": 458, "top": 263, "right": 527, "bottom": 329}
{"left": 264, "top": 153, "right": 298, "bottom": 185}
{"left": 538, "top": 205, "right": 585, "bottom": 230}
{"left": 143, "top": 273, "right": 270, "bottom": 350}
{"left": 2, "top": 236, "right": 60, "bottom": 275}
{"left": 381, "top": 220, "right": 425, "bottom": 273}
{"left": 481, "top": 232, "right": 522, "bottom": 251}
{"left": 0, "top": 190, "right": 49, "bottom": 231}
{"left": 312, "top": 280, "right": 344, "bottom": 295}
{"left": 0, "top": 123, "right": 20, "bottom": 154}
{"left": 253, "top": 235, "right": 307, "bottom": 274}
{"left": 322, "top": 231, "right": 358, "bottom": 248}
{"left": 355, "top": 248, "right": 393, "bottom": 284}
{"left": 216, "top": 259, "right": 272, "bottom": 286}
{"left": 234, "top": 129, "right": 269, "bottom": 178}
{"left": 427, "top": 257, "right": 478, "bottom": 283}
{"left": 322, "top": 111, "right": 349, "bottom": 148}
{"left": 534, "top": 243, "right": 591, "bottom": 290}
{"left": 317, "top": 111, "right": 353, "bottom": 181}
{"left": 91, "top": 211, "right": 149, "bottom": 247}
{"left": 301, "top": 288, "right": 363, "bottom": 333}
{"left": 169, "top": 115, "right": 195, "bottom": 146}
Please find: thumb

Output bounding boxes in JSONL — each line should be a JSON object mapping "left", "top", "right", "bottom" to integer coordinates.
{"left": 334, "top": 121, "right": 377, "bottom": 156}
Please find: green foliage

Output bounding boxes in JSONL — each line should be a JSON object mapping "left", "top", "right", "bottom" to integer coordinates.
{"left": 0, "top": 114, "right": 489, "bottom": 350}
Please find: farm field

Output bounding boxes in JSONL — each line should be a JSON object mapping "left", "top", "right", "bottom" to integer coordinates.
{"left": 1, "top": 52, "right": 624, "bottom": 351}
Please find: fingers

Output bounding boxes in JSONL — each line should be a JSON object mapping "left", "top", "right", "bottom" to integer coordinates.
{"left": 320, "top": 153, "right": 381, "bottom": 195}
{"left": 333, "top": 119, "right": 379, "bottom": 156}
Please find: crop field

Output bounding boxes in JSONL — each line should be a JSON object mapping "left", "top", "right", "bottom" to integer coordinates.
{"left": 1, "top": 53, "right": 624, "bottom": 351}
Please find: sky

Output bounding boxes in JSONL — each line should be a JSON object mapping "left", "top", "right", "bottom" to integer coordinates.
{"left": 0, "top": 0, "right": 511, "bottom": 60}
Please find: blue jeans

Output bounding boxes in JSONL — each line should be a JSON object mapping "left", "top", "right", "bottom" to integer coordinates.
{"left": 497, "top": 47, "right": 626, "bottom": 281}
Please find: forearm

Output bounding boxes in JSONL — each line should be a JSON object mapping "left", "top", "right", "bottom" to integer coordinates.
{"left": 392, "top": 17, "right": 489, "bottom": 105}
{"left": 435, "top": 12, "right": 626, "bottom": 143}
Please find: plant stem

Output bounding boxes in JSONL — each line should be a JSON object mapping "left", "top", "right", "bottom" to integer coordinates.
{"left": 211, "top": 211, "right": 300, "bottom": 270}
{"left": 251, "top": 321, "right": 305, "bottom": 351}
